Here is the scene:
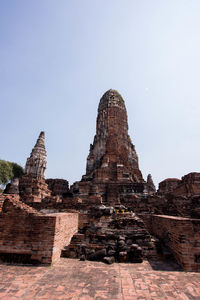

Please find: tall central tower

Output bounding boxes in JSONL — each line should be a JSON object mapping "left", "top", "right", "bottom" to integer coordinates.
{"left": 85, "top": 89, "right": 143, "bottom": 183}
{"left": 73, "top": 89, "right": 147, "bottom": 205}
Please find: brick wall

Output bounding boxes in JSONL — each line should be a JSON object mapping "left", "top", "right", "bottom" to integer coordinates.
{"left": 0, "top": 197, "right": 78, "bottom": 264}
{"left": 158, "top": 178, "right": 180, "bottom": 194}
{"left": 46, "top": 178, "right": 69, "bottom": 195}
{"left": 0, "top": 194, "right": 20, "bottom": 212}
{"left": 51, "top": 212, "right": 79, "bottom": 262}
{"left": 0, "top": 195, "right": 5, "bottom": 212}
{"left": 150, "top": 215, "right": 200, "bottom": 272}
{"left": 138, "top": 214, "right": 153, "bottom": 232}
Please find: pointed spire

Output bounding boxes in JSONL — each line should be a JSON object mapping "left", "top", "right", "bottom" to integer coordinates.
{"left": 30, "top": 131, "right": 46, "bottom": 158}
{"left": 147, "top": 174, "right": 156, "bottom": 193}
{"left": 25, "top": 131, "right": 47, "bottom": 179}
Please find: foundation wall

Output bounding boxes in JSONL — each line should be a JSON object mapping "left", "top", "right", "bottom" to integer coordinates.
{"left": 150, "top": 215, "right": 200, "bottom": 272}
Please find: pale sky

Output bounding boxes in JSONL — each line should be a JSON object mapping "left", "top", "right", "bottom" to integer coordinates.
{"left": 0, "top": 0, "right": 200, "bottom": 187}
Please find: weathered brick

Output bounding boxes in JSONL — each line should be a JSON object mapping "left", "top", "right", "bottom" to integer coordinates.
{"left": 0, "top": 196, "right": 78, "bottom": 264}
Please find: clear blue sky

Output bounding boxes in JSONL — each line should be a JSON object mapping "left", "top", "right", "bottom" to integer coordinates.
{"left": 1, "top": 0, "right": 200, "bottom": 187}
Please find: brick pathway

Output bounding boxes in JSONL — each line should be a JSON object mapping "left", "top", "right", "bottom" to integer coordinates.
{"left": 0, "top": 258, "right": 200, "bottom": 299}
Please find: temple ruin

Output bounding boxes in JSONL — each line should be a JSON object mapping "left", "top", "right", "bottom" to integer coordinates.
{"left": 0, "top": 89, "right": 200, "bottom": 271}
{"left": 71, "top": 90, "right": 147, "bottom": 205}
{"left": 25, "top": 131, "right": 47, "bottom": 179}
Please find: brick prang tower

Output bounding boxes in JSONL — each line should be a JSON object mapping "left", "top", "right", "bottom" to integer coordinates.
{"left": 72, "top": 89, "right": 146, "bottom": 205}
{"left": 19, "top": 131, "right": 51, "bottom": 203}
{"left": 25, "top": 131, "right": 47, "bottom": 179}
{"left": 86, "top": 89, "right": 143, "bottom": 182}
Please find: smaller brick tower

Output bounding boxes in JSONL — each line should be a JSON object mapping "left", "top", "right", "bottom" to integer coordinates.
{"left": 19, "top": 131, "right": 50, "bottom": 203}
{"left": 25, "top": 131, "right": 47, "bottom": 179}
{"left": 146, "top": 174, "right": 156, "bottom": 194}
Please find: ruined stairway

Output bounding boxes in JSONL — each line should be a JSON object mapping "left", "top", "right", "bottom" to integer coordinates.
{"left": 61, "top": 206, "right": 158, "bottom": 264}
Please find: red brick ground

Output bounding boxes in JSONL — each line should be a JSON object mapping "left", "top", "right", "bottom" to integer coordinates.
{"left": 0, "top": 258, "right": 200, "bottom": 299}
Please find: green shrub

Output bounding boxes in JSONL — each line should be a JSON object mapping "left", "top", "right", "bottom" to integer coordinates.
{"left": 0, "top": 160, "right": 24, "bottom": 186}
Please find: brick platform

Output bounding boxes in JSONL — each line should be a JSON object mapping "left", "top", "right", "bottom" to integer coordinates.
{"left": 0, "top": 258, "right": 200, "bottom": 299}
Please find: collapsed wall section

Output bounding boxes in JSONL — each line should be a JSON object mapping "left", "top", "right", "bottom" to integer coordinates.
{"left": 0, "top": 197, "right": 78, "bottom": 264}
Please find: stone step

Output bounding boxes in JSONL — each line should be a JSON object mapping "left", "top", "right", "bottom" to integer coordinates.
{"left": 61, "top": 242, "right": 144, "bottom": 263}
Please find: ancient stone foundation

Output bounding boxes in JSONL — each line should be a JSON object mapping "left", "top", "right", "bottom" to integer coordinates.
{"left": 62, "top": 205, "right": 157, "bottom": 264}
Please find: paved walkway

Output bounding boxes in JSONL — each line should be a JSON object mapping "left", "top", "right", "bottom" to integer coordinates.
{"left": 0, "top": 258, "right": 200, "bottom": 300}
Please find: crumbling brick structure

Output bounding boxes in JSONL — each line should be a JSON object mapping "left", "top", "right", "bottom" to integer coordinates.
{"left": 46, "top": 178, "right": 69, "bottom": 196}
{"left": 148, "top": 215, "right": 200, "bottom": 272}
{"left": 173, "top": 172, "right": 200, "bottom": 196}
{"left": 18, "top": 132, "right": 69, "bottom": 205}
{"left": 1, "top": 89, "right": 200, "bottom": 272}
{"left": 158, "top": 178, "right": 180, "bottom": 194}
{"left": 70, "top": 90, "right": 154, "bottom": 206}
{"left": 158, "top": 173, "right": 200, "bottom": 197}
{"left": 62, "top": 207, "right": 157, "bottom": 264}
{"left": 19, "top": 131, "right": 51, "bottom": 203}
{"left": 0, "top": 196, "right": 78, "bottom": 264}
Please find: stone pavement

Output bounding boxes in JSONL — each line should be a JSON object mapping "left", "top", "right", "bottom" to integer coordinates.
{"left": 0, "top": 258, "right": 200, "bottom": 300}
